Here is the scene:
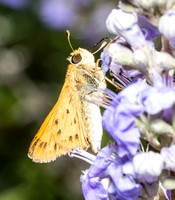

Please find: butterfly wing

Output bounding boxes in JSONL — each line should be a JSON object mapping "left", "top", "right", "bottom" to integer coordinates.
{"left": 28, "top": 81, "right": 89, "bottom": 163}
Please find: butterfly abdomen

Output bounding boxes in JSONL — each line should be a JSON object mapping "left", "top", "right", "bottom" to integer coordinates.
{"left": 83, "top": 101, "right": 103, "bottom": 153}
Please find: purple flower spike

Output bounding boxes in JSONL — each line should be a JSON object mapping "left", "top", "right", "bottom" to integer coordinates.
{"left": 40, "top": 0, "right": 77, "bottom": 30}
{"left": 159, "top": 9, "right": 175, "bottom": 49}
{"left": 0, "top": 0, "right": 28, "bottom": 9}
{"left": 106, "top": 9, "right": 146, "bottom": 49}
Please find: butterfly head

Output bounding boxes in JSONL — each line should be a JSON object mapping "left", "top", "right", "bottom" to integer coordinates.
{"left": 68, "top": 48, "right": 95, "bottom": 66}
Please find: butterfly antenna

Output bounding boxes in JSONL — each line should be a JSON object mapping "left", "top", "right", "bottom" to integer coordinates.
{"left": 66, "top": 30, "right": 74, "bottom": 51}
{"left": 90, "top": 37, "right": 110, "bottom": 54}
{"left": 92, "top": 41, "right": 107, "bottom": 54}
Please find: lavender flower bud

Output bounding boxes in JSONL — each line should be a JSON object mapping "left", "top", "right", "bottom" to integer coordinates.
{"left": 154, "top": 51, "right": 175, "bottom": 69}
{"left": 133, "top": 48, "right": 149, "bottom": 70}
{"left": 106, "top": 9, "right": 137, "bottom": 34}
{"left": 150, "top": 119, "right": 174, "bottom": 134}
{"left": 162, "top": 176, "right": 175, "bottom": 190}
{"left": 136, "top": 0, "right": 155, "bottom": 10}
{"left": 135, "top": 0, "right": 167, "bottom": 10}
{"left": 106, "top": 9, "right": 146, "bottom": 48}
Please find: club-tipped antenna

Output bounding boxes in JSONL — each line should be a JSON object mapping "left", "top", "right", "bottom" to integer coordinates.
{"left": 92, "top": 41, "right": 107, "bottom": 54}
{"left": 66, "top": 30, "right": 74, "bottom": 52}
{"left": 90, "top": 37, "right": 110, "bottom": 54}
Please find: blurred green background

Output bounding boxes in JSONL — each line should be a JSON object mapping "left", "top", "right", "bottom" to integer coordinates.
{"left": 0, "top": 0, "right": 115, "bottom": 200}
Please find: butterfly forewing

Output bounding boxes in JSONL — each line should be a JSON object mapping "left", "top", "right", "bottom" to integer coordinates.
{"left": 28, "top": 78, "right": 89, "bottom": 163}
{"left": 28, "top": 48, "right": 106, "bottom": 163}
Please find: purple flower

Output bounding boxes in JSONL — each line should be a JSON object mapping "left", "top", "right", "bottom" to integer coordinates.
{"left": 39, "top": 0, "right": 77, "bottom": 30}
{"left": 142, "top": 86, "right": 175, "bottom": 115}
{"left": 159, "top": 9, "right": 175, "bottom": 49}
{"left": 102, "top": 68, "right": 175, "bottom": 159}
{"left": 82, "top": 171, "right": 109, "bottom": 200}
{"left": 161, "top": 145, "right": 175, "bottom": 171}
{"left": 100, "top": 47, "right": 112, "bottom": 75}
{"left": 103, "top": 100, "right": 142, "bottom": 157}
{"left": 0, "top": 0, "right": 28, "bottom": 9}
{"left": 81, "top": 143, "right": 117, "bottom": 200}
{"left": 102, "top": 80, "right": 149, "bottom": 157}
{"left": 138, "top": 15, "right": 160, "bottom": 41}
{"left": 139, "top": 70, "right": 175, "bottom": 115}
{"left": 88, "top": 143, "right": 118, "bottom": 178}
{"left": 133, "top": 151, "right": 164, "bottom": 184}
{"left": 79, "top": 143, "right": 142, "bottom": 200}
{"left": 100, "top": 38, "right": 142, "bottom": 82}
{"left": 107, "top": 162, "right": 141, "bottom": 200}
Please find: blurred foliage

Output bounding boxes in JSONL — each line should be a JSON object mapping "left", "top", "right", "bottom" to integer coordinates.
{"left": 0, "top": 0, "right": 115, "bottom": 200}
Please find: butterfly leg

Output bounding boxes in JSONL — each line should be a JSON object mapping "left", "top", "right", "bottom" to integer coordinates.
{"left": 85, "top": 89, "right": 109, "bottom": 106}
{"left": 105, "top": 76, "right": 123, "bottom": 90}
{"left": 95, "top": 58, "right": 102, "bottom": 70}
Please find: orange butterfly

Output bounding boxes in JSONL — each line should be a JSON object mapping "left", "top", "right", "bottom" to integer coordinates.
{"left": 28, "top": 31, "right": 106, "bottom": 163}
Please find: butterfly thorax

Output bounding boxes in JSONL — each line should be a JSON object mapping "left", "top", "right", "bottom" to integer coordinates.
{"left": 66, "top": 61, "right": 105, "bottom": 99}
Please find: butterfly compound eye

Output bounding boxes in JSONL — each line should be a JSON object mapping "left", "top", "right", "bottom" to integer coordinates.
{"left": 71, "top": 54, "right": 82, "bottom": 64}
